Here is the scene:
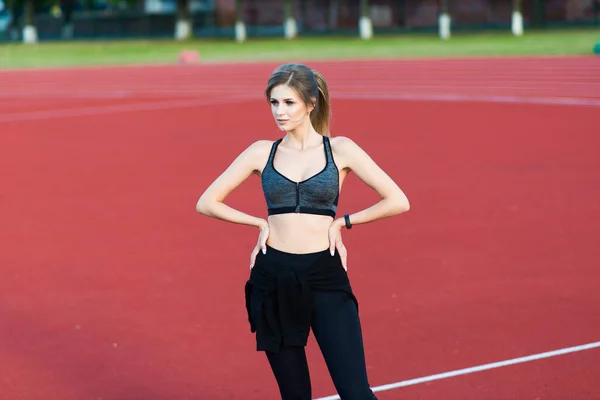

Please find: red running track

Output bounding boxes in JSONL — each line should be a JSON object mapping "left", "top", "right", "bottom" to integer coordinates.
{"left": 0, "top": 56, "right": 599, "bottom": 400}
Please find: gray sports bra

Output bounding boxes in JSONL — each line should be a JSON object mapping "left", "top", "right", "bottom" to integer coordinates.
{"left": 261, "top": 136, "right": 339, "bottom": 218}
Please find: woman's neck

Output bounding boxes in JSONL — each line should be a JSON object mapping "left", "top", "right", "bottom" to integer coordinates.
{"left": 284, "top": 124, "right": 320, "bottom": 150}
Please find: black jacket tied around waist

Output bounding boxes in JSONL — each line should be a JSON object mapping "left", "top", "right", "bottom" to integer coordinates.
{"left": 245, "top": 248, "right": 357, "bottom": 353}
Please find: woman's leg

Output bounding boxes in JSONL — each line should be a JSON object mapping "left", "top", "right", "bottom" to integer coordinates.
{"left": 265, "top": 346, "right": 312, "bottom": 400}
{"left": 252, "top": 288, "right": 312, "bottom": 400}
{"left": 311, "top": 291, "right": 377, "bottom": 400}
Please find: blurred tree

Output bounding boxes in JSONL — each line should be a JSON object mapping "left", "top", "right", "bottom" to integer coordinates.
{"left": 4, "top": 0, "right": 22, "bottom": 41}
{"left": 438, "top": 0, "right": 450, "bottom": 40}
{"left": 109, "top": 0, "right": 141, "bottom": 9}
{"left": 235, "top": 0, "right": 245, "bottom": 42}
{"left": 60, "top": 0, "right": 75, "bottom": 39}
{"left": 512, "top": 0, "right": 524, "bottom": 35}
{"left": 84, "top": 0, "right": 93, "bottom": 9}
{"left": 283, "top": 0, "right": 296, "bottom": 39}
{"left": 439, "top": 0, "right": 448, "bottom": 14}
{"left": 175, "top": 0, "right": 192, "bottom": 40}
{"left": 5, "top": 0, "right": 76, "bottom": 13}
{"left": 359, "top": 0, "right": 372, "bottom": 39}
{"left": 22, "top": 0, "right": 37, "bottom": 43}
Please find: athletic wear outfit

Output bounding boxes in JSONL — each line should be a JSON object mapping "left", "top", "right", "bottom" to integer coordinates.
{"left": 244, "top": 136, "right": 378, "bottom": 400}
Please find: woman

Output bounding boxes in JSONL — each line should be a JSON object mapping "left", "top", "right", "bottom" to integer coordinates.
{"left": 196, "top": 63, "right": 409, "bottom": 400}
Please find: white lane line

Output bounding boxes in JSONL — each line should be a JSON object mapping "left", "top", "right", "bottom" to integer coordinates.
{"left": 314, "top": 341, "right": 600, "bottom": 400}
{"left": 2, "top": 91, "right": 598, "bottom": 124}
{"left": 0, "top": 95, "right": 255, "bottom": 123}
{"left": 331, "top": 92, "right": 600, "bottom": 107}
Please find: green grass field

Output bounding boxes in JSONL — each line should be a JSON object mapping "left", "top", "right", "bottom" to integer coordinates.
{"left": 0, "top": 28, "right": 599, "bottom": 69}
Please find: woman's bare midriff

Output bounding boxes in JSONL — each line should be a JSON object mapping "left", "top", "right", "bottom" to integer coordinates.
{"left": 266, "top": 213, "right": 334, "bottom": 254}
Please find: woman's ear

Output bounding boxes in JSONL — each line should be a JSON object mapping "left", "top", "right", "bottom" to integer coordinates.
{"left": 308, "top": 97, "right": 317, "bottom": 113}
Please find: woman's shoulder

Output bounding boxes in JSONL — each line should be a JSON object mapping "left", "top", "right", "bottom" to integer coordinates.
{"left": 239, "top": 139, "right": 277, "bottom": 156}
{"left": 247, "top": 139, "right": 277, "bottom": 151}
{"left": 330, "top": 135, "right": 360, "bottom": 153}
{"left": 329, "top": 136, "right": 372, "bottom": 169}
{"left": 236, "top": 140, "right": 278, "bottom": 170}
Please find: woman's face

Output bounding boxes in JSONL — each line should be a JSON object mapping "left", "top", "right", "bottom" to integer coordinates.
{"left": 269, "top": 84, "right": 313, "bottom": 132}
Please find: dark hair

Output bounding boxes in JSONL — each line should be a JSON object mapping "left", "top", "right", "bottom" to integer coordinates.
{"left": 265, "top": 63, "right": 331, "bottom": 136}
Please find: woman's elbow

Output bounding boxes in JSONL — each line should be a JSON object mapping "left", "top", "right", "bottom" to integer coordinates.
{"left": 391, "top": 193, "right": 410, "bottom": 215}
{"left": 195, "top": 196, "right": 212, "bottom": 216}
{"left": 400, "top": 198, "right": 410, "bottom": 213}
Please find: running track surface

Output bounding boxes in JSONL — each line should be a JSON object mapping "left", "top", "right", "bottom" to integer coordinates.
{"left": 1, "top": 56, "right": 599, "bottom": 400}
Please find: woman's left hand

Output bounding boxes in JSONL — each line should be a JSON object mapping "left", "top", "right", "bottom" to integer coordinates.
{"left": 328, "top": 218, "right": 347, "bottom": 271}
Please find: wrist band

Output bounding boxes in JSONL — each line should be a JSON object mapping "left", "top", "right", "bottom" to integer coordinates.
{"left": 344, "top": 214, "right": 352, "bottom": 229}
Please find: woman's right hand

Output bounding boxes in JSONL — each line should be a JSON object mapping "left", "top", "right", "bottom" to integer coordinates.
{"left": 250, "top": 219, "right": 270, "bottom": 269}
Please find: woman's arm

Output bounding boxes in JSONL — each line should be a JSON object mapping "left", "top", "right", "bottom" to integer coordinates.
{"left": 196, "top": 140, "right": 271, "bottom": 229}
{"left": 332, "top": 136, "right": 410, "bottom": 228}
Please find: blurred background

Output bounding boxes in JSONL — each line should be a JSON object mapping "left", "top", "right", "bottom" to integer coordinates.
{"left": 0, "top": 0, "right": 599, "bottom": 43}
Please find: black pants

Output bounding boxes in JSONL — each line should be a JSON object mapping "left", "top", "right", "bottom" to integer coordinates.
{"left": 264, "top": 290, "right": 378, "bottom": 400}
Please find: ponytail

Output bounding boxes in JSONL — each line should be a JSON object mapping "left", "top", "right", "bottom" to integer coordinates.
{"left": 310, "top": 69, "right": 331, "bottom": 137}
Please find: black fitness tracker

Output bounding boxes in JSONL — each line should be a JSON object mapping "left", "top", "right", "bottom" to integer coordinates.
{"left": 344, "top": 214, "right": 352, "bottom": 229}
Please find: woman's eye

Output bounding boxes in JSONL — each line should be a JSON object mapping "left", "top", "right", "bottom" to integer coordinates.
{"left": 270, "top": 101, "right": 278, "bottom": 105}
{"left": 286, "top": 101, "right": 294, "bottom": 105}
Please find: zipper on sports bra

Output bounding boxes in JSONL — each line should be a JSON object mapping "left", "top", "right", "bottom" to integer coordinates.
{"left": 295, "top": 182, "right": 300, "bottom": 213}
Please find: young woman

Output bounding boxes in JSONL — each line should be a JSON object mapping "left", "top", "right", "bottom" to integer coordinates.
{"left": 196, "top": 63, "right": 409, "bottom": 400}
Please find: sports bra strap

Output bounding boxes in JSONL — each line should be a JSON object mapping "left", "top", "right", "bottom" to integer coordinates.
{"left": 323, "top": 136, "right": 334, "bottom": 164}
{"left": 267, "top": 138, "right": 283, "bottom": 165}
